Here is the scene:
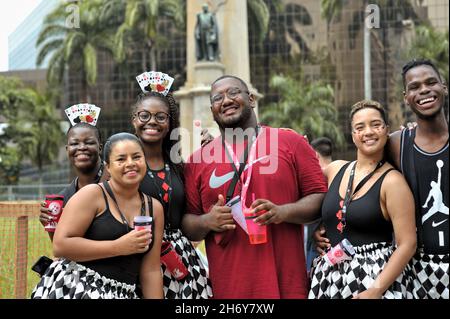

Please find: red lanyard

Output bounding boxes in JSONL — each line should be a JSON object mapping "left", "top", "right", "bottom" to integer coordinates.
{"left": 223, "top": 127, "right": 262, "bottom": 208}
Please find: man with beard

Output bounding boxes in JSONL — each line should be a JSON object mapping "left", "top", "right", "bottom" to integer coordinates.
{"left": 389, "top": 59, "right": 449, "bottom": 299}
{"left": 181, "top": 75, "right": 327, "bottom": 298}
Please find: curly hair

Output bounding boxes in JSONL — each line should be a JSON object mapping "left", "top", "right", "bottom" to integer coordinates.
{"left": 132, "top": 91, "right": 184, "bottom": 179}
{"left": 349, "top": 99, "right": 387, "bottom": 124}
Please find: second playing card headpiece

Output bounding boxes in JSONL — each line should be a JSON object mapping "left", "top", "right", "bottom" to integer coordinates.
{"left": 64, "top": 103, "right": 101, "bottom": 127}
{"left": 135, "top": 71, "right": 174, "bottom": 96}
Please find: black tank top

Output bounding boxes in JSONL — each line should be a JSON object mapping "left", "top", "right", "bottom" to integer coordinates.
{"left": 322, "top": 162, "right": 394, "bottom": 246}
{"left": 400, "top": 127, "right": 449, "bottom": 254}
{"left": 79, "top": 185, "right": 154, "bottom": 285}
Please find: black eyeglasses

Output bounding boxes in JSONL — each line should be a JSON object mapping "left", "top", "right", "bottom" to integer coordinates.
{"left": 135, "top": 111, "right": 170, "bottom": 124}
{"left": 211, "top": 88, "right": 249, "bottom": 107}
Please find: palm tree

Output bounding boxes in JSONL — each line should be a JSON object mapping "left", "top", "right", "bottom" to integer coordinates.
{"left": 247, "top": 0, "right": 271, "bottom": 46}
{"left": 36, "top": 0, "right": 116, "bottom": 102}
{"left": 260, "top": 74, "right": 344, "bottom": 146}
{"left": 320, "top": 0, "right": 343, "bottom": 29}
{"left": 262, "top": 1, "right": 312, "bottom": 59}
{"left": 114, "top": 0, "right": 185, "bottom": 71}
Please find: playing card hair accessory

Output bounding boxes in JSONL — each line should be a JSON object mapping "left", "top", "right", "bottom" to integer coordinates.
{"left": 135, "top": 71, "right": 174, "bottom": 96}
{"left": 64, "top": 103, "right": 101, "bottom": 127}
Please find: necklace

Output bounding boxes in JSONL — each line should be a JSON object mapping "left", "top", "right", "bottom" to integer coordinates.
{"left": 103, "top": 181, "right": 145, "bottom": 231}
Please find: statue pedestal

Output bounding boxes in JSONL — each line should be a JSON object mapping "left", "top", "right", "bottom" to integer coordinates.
{"left": 174, "top": 62, "right": 225, "bottom": 159}
{"left": 193, "top": 61, "right": 225, "bottom": 86}
{"left": 175, "top": 1, "right": 263, "bottom": 159}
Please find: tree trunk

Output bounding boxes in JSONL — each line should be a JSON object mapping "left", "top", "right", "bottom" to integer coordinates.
{"left": 148, "top": 39, "right": 156, "bottom": 71}
{"left": 81, "top": 69, "right": 91, "bottom": 103}
{"left": 142, "top": 49, "right": 147, "bottom": 71}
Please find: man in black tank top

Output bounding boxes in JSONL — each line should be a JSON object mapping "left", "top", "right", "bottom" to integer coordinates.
{"left": 388, "top": 59, "right": 449, "bottom": 299}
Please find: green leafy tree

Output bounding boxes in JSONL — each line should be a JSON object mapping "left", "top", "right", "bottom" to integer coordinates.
{"left": 406, "top": 24, "right": 449, "bottom": 84}
{"left": 0, "top": 77, "right": 25, "bottom": 185}
{"left": 260, "top": 74, "right": 344, "bottom": 146}
{"left": 247, "top": 0, "right": 271, "bottom": 45}
{"left": 1, "top": 76, "right": 63, "bottom": 184}
{"left": 36, "top": 0, "right": 116, "bottom": 101}
{"left": 262, "top": 1, "right": 312, "bottom": 58}
{"left": 0, "top": 147, "right": 21, "bottom": 185}
{"left": 320, "top": 0, "right": 343, "bottom": 28}
{"left": 114, "top": 0, "right": 184, "bottom": 70}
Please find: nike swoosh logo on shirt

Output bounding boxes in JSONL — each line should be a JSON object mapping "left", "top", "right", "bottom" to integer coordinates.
{"left": 432, "top": 219, "right": 447, "bottom": 228}
{"left": 209, "top": 156, "right": 269, "bottom": 189}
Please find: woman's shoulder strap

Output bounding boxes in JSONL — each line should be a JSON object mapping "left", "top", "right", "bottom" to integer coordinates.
{"left": 97, "top": 183, "right": 110, "bottom": 209}
{"left": 140, "top": 192, "right": 154, "bottom": 218}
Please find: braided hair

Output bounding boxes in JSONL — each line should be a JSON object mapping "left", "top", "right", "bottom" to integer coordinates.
{"left": 132, "top": 91, "right": 184, "bottom": 180}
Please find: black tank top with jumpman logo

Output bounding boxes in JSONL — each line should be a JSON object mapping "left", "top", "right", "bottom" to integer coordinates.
{"left": 400, "top": 128, "right": 449, "bottom": 254}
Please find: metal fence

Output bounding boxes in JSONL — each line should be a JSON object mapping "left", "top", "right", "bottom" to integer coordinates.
{"left": 0, "top": 185, "right": 69, "bottom": 201}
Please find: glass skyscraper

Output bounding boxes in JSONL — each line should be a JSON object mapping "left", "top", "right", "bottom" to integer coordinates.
{"left": 8, "top": 0, "right": 58, "bottom": 70}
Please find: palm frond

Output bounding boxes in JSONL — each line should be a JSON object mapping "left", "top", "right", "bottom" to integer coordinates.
{"left": 46, "top": 47, "right": 65, "bottom": 85}
{"left": 83, "top": 44, "right": 98, "bottom": 86}
{"left": 36, "top": 39, "right": 64, "bottom": 66}
{"left": 247, "top": 0, "right": 270, "bottom": 44}
{"left": 64, "top": 32, "right": 85, "bottom": 61}
{"left": 36, "top": 24, "right": 68, "bottom": 47}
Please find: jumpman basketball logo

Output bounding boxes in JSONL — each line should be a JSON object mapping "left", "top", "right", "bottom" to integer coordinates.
{"left": 422, "top": 160, "right": 449, "bottom": 226}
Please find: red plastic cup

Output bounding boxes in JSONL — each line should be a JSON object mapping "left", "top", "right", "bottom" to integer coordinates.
{"left": 160, "top": 241, "right": 189, "bottom": 280}
{"left": 244, "top": 209, "right": 267, "bottom": 245}
{"left": 44, "top": 194, "right": 64, "bottom": 232}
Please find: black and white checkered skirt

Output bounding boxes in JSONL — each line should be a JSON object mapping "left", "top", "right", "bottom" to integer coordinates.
{"left": 411, "top": 251, "right": 449, "bottom": 299}
{"left": 162, "top": 229, "right": 213, "bottom": 299}
{"left": 308, "top": 242, "right": 414, "bottom": 299}
{"left": 31, "top": 259, "right": 138, "bottom": 299}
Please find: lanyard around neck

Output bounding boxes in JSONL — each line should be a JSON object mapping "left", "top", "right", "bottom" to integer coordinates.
{"left": 338, "top": 160, "right": 385, "bottom": 233}
{"left": 222, "top": 126, "right": 262, "bottom": 205}
{"left": 103, "top": 181, "right": 145, "bottom": 230}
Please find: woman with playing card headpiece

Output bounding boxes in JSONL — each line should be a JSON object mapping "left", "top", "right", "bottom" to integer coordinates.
{"left": 132, "top": 73, "right": 213, "bottom": 299}
{"left": 38, "top": 106, "right": 107, "bottom": 241}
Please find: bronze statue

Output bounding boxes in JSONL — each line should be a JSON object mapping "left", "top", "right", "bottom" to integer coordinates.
{"left": 195, "top": 4, "right": 219, "bottom": 61}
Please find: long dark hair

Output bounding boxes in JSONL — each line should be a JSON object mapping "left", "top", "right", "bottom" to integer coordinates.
{"left": 132, "top": 92, "right": 184, "bottom": 180}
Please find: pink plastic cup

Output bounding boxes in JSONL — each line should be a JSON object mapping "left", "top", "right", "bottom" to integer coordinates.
{"left": 323, "top": 238, "right": 355, "bottom": 266}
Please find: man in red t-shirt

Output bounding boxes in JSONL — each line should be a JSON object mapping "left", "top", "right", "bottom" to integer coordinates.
{"left": 182, "top": 75, "right": 327, "bottom": 298}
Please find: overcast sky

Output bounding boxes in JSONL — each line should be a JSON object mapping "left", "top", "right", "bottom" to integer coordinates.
{"left": 0, "top": 0, "right": 41, "bottom": 72}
